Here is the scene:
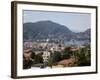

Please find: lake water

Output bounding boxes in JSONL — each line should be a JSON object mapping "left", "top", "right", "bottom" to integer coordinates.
{"left": 64, "top": 40, "right": 90, "bottom": 46}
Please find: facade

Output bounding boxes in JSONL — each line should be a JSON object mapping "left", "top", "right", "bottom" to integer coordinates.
{"left": 42, "top": 51, "right": 51, "bottom": 63}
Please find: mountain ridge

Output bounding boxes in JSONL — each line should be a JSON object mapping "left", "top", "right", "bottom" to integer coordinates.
{"left": 23, "top": 20, "right": 90, "bottom": 41}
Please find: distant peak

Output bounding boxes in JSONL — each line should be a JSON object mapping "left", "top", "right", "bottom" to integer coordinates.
{"left": 85, "top": 28, "right": 91, "bottom": 32}
{"left": 36, "top": 20, "right": 54, "bottom": 23}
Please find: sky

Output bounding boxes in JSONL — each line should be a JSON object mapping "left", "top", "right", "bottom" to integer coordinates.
{"left": 23, "top": 10, "right": 91, "bottom": 32}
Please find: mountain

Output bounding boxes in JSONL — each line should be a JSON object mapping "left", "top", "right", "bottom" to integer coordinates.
{"left": 84, "top": 29, "right": 91, "bottom": 35}
{"left": 75, "top": 29, "right": 91, "bottom": 40}
{"left": 23, "top": 20, "right": 90, "bottom": 41}
{"left": 23, "top": 20, "right": 74, "bottom": 41}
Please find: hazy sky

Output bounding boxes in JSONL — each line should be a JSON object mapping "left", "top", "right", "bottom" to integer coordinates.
{"left": 23, "top": 10, "right": 91, "bottom": 32}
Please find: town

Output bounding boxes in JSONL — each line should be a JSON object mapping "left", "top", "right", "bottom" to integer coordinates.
{"left": 23, "top": 39, "right": 91, "bottom": 69}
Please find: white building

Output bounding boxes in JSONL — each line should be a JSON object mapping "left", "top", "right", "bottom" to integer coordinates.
{"left": 42, "top": 51, "right": 51, "bottom": 63}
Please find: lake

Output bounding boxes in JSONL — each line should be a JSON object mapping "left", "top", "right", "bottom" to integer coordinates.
{"left": 64, "top": 39, "right": 90, "bottom": 46}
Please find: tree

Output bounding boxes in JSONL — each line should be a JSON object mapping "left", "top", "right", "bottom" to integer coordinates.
{"left": 48, "top": 57, "right": 53, "bottom": 68}
{"left": 34, "top": 52, "right": 43, "bottom": 63}
{"left": 30, "top": 51, "right": 35, "bottom": 59}
{"left": 52, "top": 51, "right": 62, "bottom": 63}
{"left": 62, "top": 47, "right": 72, "bottom": 59}
{"left": 75, "top": 45, "right": 91, "bottom": 66}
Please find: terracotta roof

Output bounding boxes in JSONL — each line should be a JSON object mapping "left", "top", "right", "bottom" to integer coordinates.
{"left": 57, "top": 57, "right": 75, "bottom": 67}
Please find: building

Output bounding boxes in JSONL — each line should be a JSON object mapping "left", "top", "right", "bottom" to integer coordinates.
{"left": 42, "top": 51, "right": 51, "bottom": 63}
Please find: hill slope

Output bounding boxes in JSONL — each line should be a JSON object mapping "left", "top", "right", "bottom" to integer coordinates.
{"left": 23, "top": 20, "right": 90, "bottom": 41}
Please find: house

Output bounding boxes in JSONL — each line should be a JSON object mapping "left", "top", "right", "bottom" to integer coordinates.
{"left": 42, "top": 51, "right": 51, "bottom": 63}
